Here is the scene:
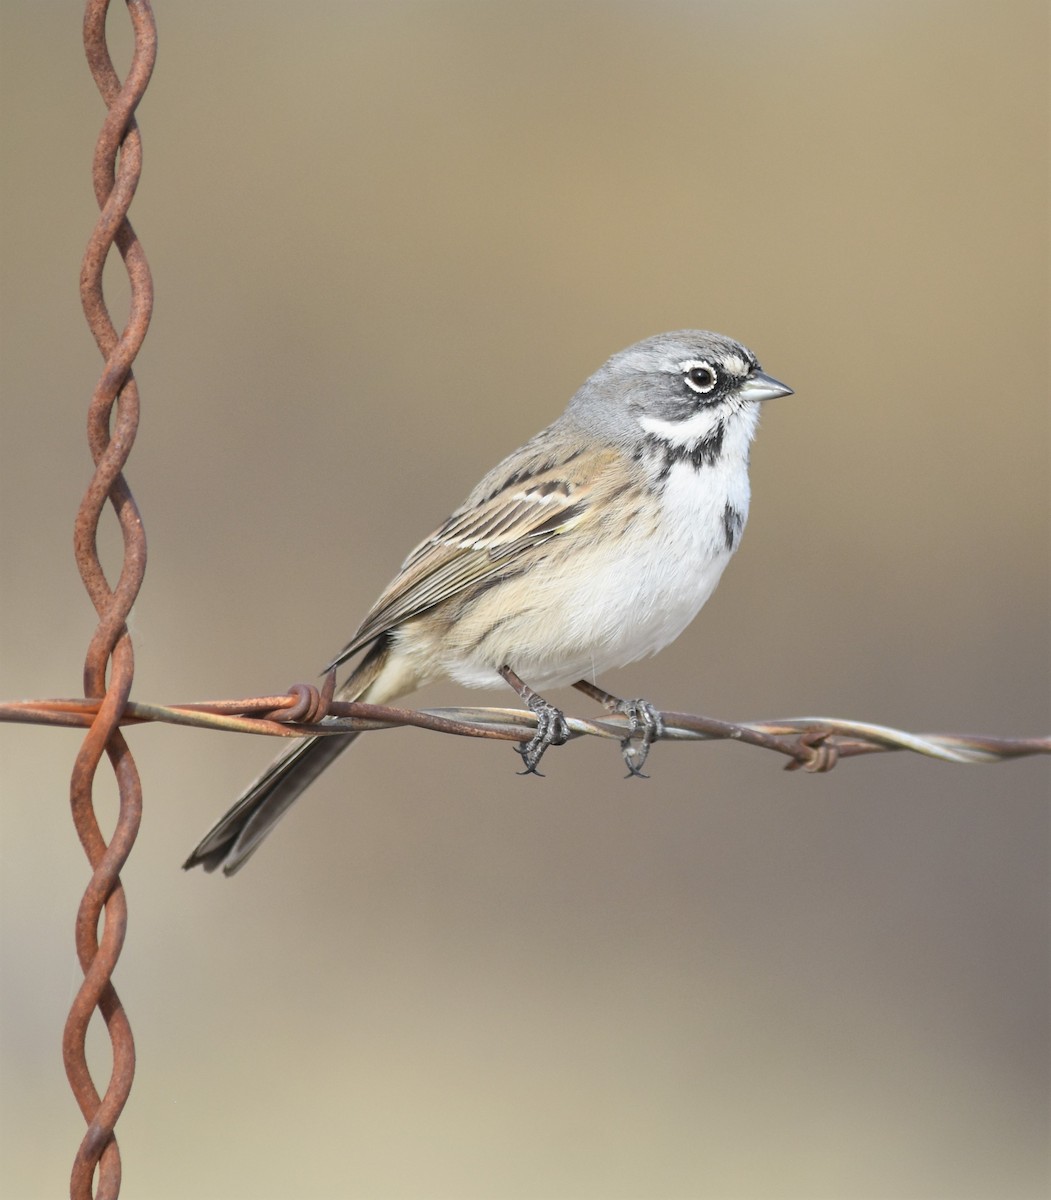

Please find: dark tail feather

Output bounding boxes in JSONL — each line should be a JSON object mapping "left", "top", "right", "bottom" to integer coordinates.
{"left": 184, "top": 639, "right": 391, "bottom": 876}
{"left": 182, "top": 731, "right": 361, "bottom": 875}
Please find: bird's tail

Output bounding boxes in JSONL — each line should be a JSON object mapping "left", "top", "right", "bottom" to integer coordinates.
{"left": 183, "top": 640, "right": 392, "bottom": 876}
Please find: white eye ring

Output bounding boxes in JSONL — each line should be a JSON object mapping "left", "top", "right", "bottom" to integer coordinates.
{"left": 681, "top": 360, "right": 718, "bottom": 394}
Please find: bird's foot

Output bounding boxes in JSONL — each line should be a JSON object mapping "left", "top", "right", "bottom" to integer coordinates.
{"left": 572, "top": 680, "right": 664, "bottom": 778}
{"left": 499, "top": 665, "right": 571, "bottom": 776}
{"left": 613, "top": 698, "right": 664, "bottom": 778}
{"left": 514, "top": 694, "right": 571, "bottom": 776}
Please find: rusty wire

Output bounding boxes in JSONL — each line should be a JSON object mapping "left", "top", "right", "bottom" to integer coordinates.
{"left": 3, "top": 688, "right": 1047, "bottom": 774}
{"left": 63, "top": 3, "right": 156, "bottom": 1199}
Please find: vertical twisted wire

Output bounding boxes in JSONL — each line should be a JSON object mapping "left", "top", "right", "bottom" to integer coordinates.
{"left": 63, "top": 4, "right": 156, "bottom": 1198}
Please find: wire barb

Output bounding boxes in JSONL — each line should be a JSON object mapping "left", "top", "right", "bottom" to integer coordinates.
{"left": 267, "top": 672, "right": 336, "bottom": 725}
{"left": 783, "top": 726, "right": 839, "bottom": 773}
{"left": 65, "top": 4, "right": 156, "bottom": 1198}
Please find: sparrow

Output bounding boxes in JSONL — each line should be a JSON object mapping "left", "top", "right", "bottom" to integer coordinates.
{"left": 184, "top": 330, "right": 792, "bottom": 875}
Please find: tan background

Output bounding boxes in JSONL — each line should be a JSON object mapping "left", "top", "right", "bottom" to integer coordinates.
{"left": 1, "top": 3, "right": 1048, "bottom": 1198}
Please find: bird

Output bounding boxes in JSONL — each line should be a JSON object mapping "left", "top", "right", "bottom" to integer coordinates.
{"left": 184, "top": 330, "right": 792, "bottom": 875}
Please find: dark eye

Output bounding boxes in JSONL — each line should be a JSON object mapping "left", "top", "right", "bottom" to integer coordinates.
{"left": 683, "top": 362, "right": 718, "bottom": 394}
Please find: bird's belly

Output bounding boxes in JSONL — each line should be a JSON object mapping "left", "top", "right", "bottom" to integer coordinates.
{"left": 445, "top": 464, "right": 747, "bottom": 690}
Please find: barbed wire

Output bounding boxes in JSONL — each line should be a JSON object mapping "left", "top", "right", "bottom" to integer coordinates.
{"left": 4, "top": 684, "right": 1047, "bottom": 774}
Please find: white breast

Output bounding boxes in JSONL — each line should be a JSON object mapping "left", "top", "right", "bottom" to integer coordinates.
{"left": 556, "top": 457, "right": 750, "bottom": 681}
{"left": 446, "top": 446, "right": 752, "bottom": 691}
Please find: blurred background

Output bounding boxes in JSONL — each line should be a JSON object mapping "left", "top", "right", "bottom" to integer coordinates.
{"left": 1, "top": 2, "right": 1047, "bottom": 1197}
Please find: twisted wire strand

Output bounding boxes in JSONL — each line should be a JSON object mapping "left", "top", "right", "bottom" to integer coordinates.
{"left": 3, "top": 693, "right": 1046, "bottom": 769}
{"left": 65, "top": 4, "right": 156, "bottom": 1199}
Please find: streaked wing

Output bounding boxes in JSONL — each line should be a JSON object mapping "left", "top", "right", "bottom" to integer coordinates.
{"left": 324, "top": 443, "right": 608, "bottom": 672}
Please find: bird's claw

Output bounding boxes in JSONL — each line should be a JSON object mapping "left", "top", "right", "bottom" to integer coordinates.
{"left": 515, "top": 698, "right": 570, "bottom": 776}
{"left": 615, "top": 698, "right": 664, "bottom": 778}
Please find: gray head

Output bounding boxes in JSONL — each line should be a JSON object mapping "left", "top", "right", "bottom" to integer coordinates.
{"left": 564, "top": 330, "right": 792, "bottom": 455}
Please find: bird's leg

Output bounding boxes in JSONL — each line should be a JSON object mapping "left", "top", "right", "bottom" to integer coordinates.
{"left": 499, "top": 665, "right": 571, "bottom": 776}
{"left": 573, "top": 679, "right": 664, "bottom": 778}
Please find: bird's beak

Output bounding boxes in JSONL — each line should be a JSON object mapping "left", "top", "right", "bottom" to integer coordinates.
{"left": 741, "top": 371, "right": 793, "bottom": 402}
